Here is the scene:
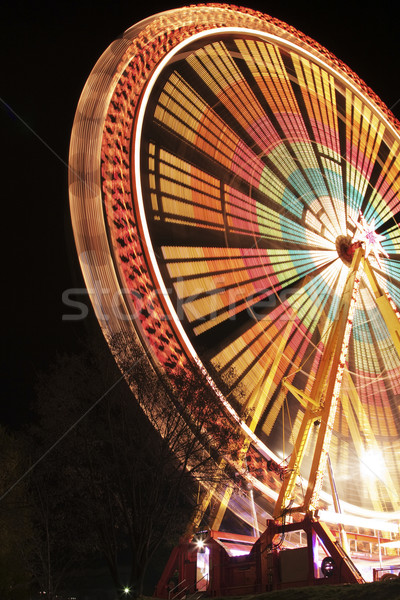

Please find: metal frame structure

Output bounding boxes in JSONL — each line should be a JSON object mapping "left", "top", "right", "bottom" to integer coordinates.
{"left": 275, "top": 240, "right": 400, "bottom": 518}
{"left": 69, "top": 5, "right": 400, "bottom": 588}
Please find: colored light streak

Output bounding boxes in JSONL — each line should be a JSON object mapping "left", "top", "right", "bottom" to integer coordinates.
{"left": 70, "top": 4, "right": 400, "bottom": 530}
{"left": 319, "top": 510, "right": 400, "bottom": 534}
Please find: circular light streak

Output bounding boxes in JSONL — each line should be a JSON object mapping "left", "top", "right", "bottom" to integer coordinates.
{"left": 69, "top": 4, "right": 400, "bottom": 532}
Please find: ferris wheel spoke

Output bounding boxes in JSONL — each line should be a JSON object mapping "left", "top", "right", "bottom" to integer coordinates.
{"left": 160, "top": 244, "right": 337, "bottom": 345}
{"left": 207, "top": 262, "right": 344, "bottom": 398}
{"left": 146, "top": 42, "right": 358, "bottom": 240}
{"left": 145, "top": 137, "right": 339, "bottom": 253}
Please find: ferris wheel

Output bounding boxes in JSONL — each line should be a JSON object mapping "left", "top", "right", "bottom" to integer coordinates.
{"left": 69, "top": 4, "right": 400, "bottom": 534}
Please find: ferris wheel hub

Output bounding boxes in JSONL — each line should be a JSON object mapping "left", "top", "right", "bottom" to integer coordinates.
{"left": 335, "top": 235, "right": 361, "bottom": 266}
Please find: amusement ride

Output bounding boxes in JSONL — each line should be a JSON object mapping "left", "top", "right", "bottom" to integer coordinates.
{"left": 69, "top": 4, "right": 400, "bottom": 591}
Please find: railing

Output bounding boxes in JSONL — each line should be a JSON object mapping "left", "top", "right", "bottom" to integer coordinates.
{"left": 168, "top": 574, "right": 208, "bottom": 600}
{"left": 373, "top": 566, "right": 400, "bottom": 582}
{"left": 168, "top": 579, "right": 187, "bottom": 600}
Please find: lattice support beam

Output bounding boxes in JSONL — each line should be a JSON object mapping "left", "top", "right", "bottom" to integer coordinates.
{"left": 274, "top": 248, "right": 363, "bottom": 518}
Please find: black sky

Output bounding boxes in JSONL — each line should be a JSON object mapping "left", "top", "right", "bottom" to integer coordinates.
{"left": 2, "top": 0, "right": 399, "bottom": 426}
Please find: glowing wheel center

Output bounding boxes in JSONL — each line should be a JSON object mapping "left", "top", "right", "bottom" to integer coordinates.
{"left": 335, "top": 235, "right": 357, "bottom": 265}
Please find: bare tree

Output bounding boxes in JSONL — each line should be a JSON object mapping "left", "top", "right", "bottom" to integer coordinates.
{"left": 30, "top": 330, "right": 240, "bottom": 598}
{"left": 28, "top": 353, "right": 100, "bottom": 599}
{"left": 0, "top": 426, "right": 32, "bottom": 600}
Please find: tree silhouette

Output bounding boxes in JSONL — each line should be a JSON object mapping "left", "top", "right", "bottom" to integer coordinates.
{"left": 30, "top": 330, "right": 240, "bottom": 598}
{"left": 0, "top": 426, "right": 32, "bottom": 599}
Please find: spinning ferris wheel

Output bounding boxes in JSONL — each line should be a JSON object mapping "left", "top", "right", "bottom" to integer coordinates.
{"left": 69, "top": 4, "right": 400, "bottom": 535}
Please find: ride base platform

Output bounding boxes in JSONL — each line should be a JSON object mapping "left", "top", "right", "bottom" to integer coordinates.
{"left": 155, "top": 515, "right": 364, "bottom": 598}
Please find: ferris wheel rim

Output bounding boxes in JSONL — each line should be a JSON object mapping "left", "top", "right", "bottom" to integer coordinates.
{"left": 69, "top": 4, "right": 400, "bottom": 527}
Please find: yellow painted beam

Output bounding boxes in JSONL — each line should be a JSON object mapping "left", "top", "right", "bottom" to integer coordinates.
{"left": 211, "top": 322, "right": 295, "bottom": 528}
{"left": 210, "top": 484, "right": 235, "bottom": 531}
{"left": 274, "top": 248, "right": 363, "bottom": 518}
{"left": 246, "top": 320, "right": 294, "bottom": 431}
{"left": 362, "top": 258, "right": 400, "bottom": 359}
{"left": 283, "top": 379, "right": 321, "bottom": 408}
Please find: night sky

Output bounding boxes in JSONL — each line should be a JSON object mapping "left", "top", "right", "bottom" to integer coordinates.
{"left": 2, "top": 0, "right": 399, "bottom": 427}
